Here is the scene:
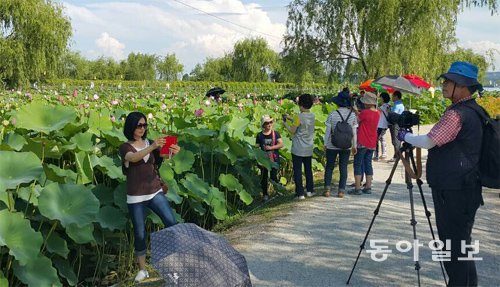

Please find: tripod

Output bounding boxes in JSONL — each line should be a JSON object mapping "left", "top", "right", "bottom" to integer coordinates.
{"left": 346, "top": 142, "right": 447, "bottom": 287}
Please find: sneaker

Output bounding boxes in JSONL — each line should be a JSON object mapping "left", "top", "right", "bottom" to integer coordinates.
{"left": 306, "top": 191, "right": 316, "bottom": 197}
{"left": 263, "top": 195, "right": 269, "bottom": 201}
{"left": 362, "top": 188, "right": 372, "bottom": 194}
{"left": 134, "top": 270, "right": 149, "bottom": 282}
{"left": 380, "top": 155, "right": 387, "bottom": 159}
{"left": 337, "top": 191, "right": 345, "bottom": 198}
{"left": 347, "top": 189, "right": 362, "bottom": 195}
{"left": 323, "top": 191, "right": 331, "bottom": 197}
{"left": 296, "top": 195, "right": 306, "bottom": 200}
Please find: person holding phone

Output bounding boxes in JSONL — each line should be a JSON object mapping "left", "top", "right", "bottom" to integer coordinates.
{"left": 119, "top": 111, "right": 181, "bottom": 282}
{"left": 256, "top": 115, "right": 284, "bottom": 201}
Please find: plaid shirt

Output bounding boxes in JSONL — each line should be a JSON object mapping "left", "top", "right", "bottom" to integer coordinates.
{"left": 428, "top": 96, "right": 473, "bottom": 147}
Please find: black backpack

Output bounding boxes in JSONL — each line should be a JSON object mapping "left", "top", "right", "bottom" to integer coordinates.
{"left": 331, "top": 110, "right": 354, "bottom": 149}
{"left": 462, "top": 105, "right": 500, "bottom": 189}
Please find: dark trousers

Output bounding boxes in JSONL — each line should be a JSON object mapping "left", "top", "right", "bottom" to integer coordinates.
{"left": 292, "top": 154, "right": 313, "bottom": 196}
{"left": 432, "top": 187, "right": 482, "bottom": 286}
{"left": 260, "top": 167, "right": 278, "bottom": 196}
{"left": 389, "top": 125, "right": 399, "bottom": 159}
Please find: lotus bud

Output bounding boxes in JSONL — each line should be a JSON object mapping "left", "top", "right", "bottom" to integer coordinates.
{"left": 161, "top": 103, "right": 167, "bottom": 110}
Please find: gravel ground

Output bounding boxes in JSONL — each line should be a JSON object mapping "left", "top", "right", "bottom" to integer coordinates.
{"left": 228, "top": 125, "right": 500, "bottom": 287}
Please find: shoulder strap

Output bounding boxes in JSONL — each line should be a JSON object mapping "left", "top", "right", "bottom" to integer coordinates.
{"left": 272, "top": 130, "right": 276, "bottom": 145}
{"left": 336, "top": 110, "right": 345, "bottom": 121}
{"left": 345, "top": 109, "right": 353, "bottom": 121}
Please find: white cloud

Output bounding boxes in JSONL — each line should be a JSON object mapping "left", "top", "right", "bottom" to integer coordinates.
{"left": 63, "top": 0, "right": 286, "bottom": 72}
{"left": 95, "top": 32, "right": 126, "bottom": 60}
{"left": 458, "top": 40, "right": 500, "bottom": 70}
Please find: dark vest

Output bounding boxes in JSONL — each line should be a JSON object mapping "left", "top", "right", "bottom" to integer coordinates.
{"left": 426, "top": 99, "right": 482, "bottom": 189}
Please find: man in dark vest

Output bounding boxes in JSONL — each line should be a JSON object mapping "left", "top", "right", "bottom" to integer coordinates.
{"left": 397, "top": 61, "right": 484, "bottom": 286}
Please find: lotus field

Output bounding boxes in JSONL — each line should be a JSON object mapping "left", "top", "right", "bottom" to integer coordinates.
{"left": 0, "top": 82, "right": 498, "bottom": 285}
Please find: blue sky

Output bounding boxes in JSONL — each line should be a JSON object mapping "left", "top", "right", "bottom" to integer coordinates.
{"left": 63, "top": 0, "right": 500, "bottom": 73}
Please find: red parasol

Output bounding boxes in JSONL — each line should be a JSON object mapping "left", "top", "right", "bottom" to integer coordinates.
{"left": 402, "top": 74, "right": 432, "bottom": 89}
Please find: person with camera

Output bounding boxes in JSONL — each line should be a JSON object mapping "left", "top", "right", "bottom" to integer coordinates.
{"left": 119, "top": 112, "right": 181, "bottom": 282}
{"left": 323, "top": 92, "right": 358, "bottom": 198}
{"left": 283, "top": 94, "right": 315, "bottom": 200}
{"left": 397, "top": 61, "right": 485, "bottom": 286}
{"left": 375, "top": 92, "right": 391, "bottom": 161}
{"left": 388, "top": 91, "right": 405, "bottom": 162}
{"left": 256, "top": 115, "right": 284, "bottom": 201}
{"left": 348, "top": 92, "right": 380, "bottom": 195}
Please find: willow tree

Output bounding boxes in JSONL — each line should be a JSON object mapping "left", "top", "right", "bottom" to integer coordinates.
{"left": 0, "top": 0, "right": 72, "bottom": 88}
{"left": 232, "top": 37, "right": 279, "bottom": 82}
{"left": 284, "top": 0, "right": 498, "bottom": 81}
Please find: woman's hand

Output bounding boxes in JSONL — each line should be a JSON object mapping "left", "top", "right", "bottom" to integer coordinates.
{"left": 351, "top": 147, "right": 357, "bottom": 155}
{"left": 169, "top": 144, "right": 181, "bottom": 155}
{"left": 153, "top": 137, "right": 166, "bottom": 148}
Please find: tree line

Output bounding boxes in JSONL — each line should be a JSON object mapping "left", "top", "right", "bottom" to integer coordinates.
{"left": 0, "top": 0, "right": 497, "bottom": 88}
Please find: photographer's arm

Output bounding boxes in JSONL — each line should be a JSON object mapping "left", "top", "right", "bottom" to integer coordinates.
{"left": 283, "top": 117, "right": 298, "bottom": 135}
{"left": 403, "top": 134, "right": 437, "bottom": 149}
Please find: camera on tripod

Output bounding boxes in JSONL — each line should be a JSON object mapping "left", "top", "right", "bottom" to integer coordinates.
{"left": 387, "top": 111, "right": 420, "bottom": 129}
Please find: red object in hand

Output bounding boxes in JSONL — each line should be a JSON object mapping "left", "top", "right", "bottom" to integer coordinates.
{"left": 160, "top": 136, "right": 177, "bottom": 155}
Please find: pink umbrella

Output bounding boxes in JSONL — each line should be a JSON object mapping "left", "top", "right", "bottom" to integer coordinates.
{"left": 403, "top": 74, "right": 432, "bottom": 89}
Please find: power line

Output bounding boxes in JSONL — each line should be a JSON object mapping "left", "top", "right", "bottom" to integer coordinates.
{"left": 171, "top": 0, "right": 282, "bottom": 40}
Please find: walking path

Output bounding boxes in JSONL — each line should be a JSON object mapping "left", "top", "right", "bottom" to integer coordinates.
{"left": 226, "top": 125, "right": 500, "bottom": 287}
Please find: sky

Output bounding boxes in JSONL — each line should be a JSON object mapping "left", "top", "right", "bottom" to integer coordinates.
{"left": 63, "top": 0, "right": 500, "bottom": 73}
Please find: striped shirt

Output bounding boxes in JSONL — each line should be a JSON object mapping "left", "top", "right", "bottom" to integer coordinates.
{"left": 324, "top": 107, "right": 358, "bottom": 150}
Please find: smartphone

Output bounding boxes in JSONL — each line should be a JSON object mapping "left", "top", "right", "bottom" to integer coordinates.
{"left": 160, "top": 135, "right": 178, "bottom": 156}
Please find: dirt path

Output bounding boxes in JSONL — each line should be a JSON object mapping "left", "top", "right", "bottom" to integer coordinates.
{"left": 225, "top": 125, "right": 500, "bottom": 287}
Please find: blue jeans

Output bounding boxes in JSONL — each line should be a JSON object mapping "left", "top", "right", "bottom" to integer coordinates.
{"left": 292, "top": 154, "right": 314, "bottom": 196}
{"left": 324, "top": 149, "right": 351, "bottom": 191}
{"left": 128, "top": 192, "right": 176, "bottom": 256}
{"left": 353, "top": 148, "right": 374, "bottom": 176}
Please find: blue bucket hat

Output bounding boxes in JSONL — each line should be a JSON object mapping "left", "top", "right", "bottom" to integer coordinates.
{"left": 438, "top": 61, "right": 482, "bottom": 88}
{"left": 332, "top": 90, "right": 351, "bottom": 107}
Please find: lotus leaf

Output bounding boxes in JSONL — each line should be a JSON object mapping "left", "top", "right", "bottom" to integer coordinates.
{"left": 38, "top": 183, "right": 99, "bottom": 227}
{"left": 101, "top": 127, "right": 127, "bottom": 147}
{"left": 0, "top": 191, "right": 11, "bottom": 208}
{"left": 89, "top": 154, "right": 125, "bottom": 180}
{"left": 45, "top": 232, "right": 70, "bottom": 258}
{"left": 87, "top": 110, "right": 113, "bottom": 135}
{"left": 226, "top": 117, "right": 250, "bottom": 139}
{"left": 0, "top": 210, "right": 43, "bottom": 266}
{"left": 172, "top": 150, "right": 195, "bottom": 174}
{"left": 13, "top": 255, "right": 61, "bottom": 286}
{"left": 207, "top": 186, "right": 227, "bottom": 220}
{"left": 183, "top": 128, "right": 216, "bottom": 139}
{"left": 70, "top": 132, "right": 94, "bottom": 151}
{"left": 14, "top": 101, "right": 76, "bottom": 134}
{"left": 164, "top": 179, "right": 183, "bottom": 204}
{"left": 180, "top": 173, "right": 210, "bottom": 201}
{"left": 17, "top": 185, "right": 42, "bottom": 206}
{"left": 0, "top": 151, "right": 43, "bottom": 192}
{"left": 0, "top": 274, "right": 7, "bottom": 287}
{"left": 219, "top": 174, "right": 252, "bottom": 205}
{"left": 159, "top": 163, "right": 175, "bottom": 181}
{"left": 91, "top": 185, "right": 114, "bottom": 205}
{"left": 252, "top": 148, "right": 273, "bottom": 170}
{"left": 97, "top": 205, "right": 127, "bottom": 231}
{"left": 113, "top": 182, "right": 128, "bottom": 212}
{"left": 23, "top": 137, "right": 64, "bottom": 159}
{"left": 0, "top": 132, "right": 27, "bottom": 151}
{"left": 44, "top": 164, "right": 78, "bottom": 184}
{"left": 53, "top": 257, "right": 77, "bottom": 286}
{"left": 75, "top": 151, "right": 93, "bottom": 184}
{"left": 66, "top": 223, "right": 95, "bottom": 244}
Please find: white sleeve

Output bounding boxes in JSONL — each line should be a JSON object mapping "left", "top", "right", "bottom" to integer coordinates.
{"left": 404, "top": 133, "right": 437, "bottom": 149}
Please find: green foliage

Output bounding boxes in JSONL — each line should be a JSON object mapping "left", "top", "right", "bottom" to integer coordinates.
{"left": 157, "top": 53, "right": 184, "bottom": 81}
{"left": 232, "top": 37, "right": 279, "bottom": 82}
{"left": 124, "top": 53, "right": 157, "bottom": 80}
{"left": 0, "top": 0, "right": 72, "bottom": 88}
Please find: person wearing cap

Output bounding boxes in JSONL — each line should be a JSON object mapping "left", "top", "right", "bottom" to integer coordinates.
{"left": 283, "top": 94, "right": 315, "bottom": 200}
{"left": 324, "top": 92, "right": 358, "bottom": 198}
{"left": 397, "top": 61, "right": 486, "bottom": 286}
{"left": 255, "top": 115, "right": 284, "bottom": 201}
{"left": 348, "top": 92, "right": 380, "bottom": 195}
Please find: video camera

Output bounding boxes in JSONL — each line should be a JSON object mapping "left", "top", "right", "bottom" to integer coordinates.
{"left": 387, "top": 111, "right": 420, "bottom": 129}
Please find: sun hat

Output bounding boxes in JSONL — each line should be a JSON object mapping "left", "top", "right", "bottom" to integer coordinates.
{"left": 260, "top": 115, "right": 273, "bottom": 127}
{"left": 331, "top": 91, "right": 352, "bottom": 108}
{"left": 438, "top": 61, "right": 482, "bottom": 88}
{"left": 360, "top": 92, "right": 377, "bottom": 106}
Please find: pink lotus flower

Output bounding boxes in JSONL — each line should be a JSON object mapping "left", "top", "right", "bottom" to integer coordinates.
{"left": 194, "top": 108, "right": 204, "bottom": 117}
{"left": 73, "top": 89, "right": 78, "bottom": 97}
{"left": 111, "top": 116, "right": 116, "bottom": 122}
{"left": 161, "top": 103, "right": 167, "bottom": 110}
{"left": 111, "top": 99, "right": 119, "bottom": 105}
{"left": 93, "top": 94, "right": 99, "bottom": 100}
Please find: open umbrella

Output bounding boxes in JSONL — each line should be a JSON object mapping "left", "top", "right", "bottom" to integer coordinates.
{"left": 402, "top": 74, "right": 432, "bottom": 89}
{"left": 206, "top": 87, "right": 226, "bottom": 98}
{"left": 151, "top": 223, "right": 252, "bottom": 287}
{"left": 359, "top": 79, "right": 395, "bottom": 93}
{"left": 373, "top": 75, "right": 422, "bottom": 95}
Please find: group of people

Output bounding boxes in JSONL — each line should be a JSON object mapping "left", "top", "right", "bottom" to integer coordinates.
{"left": 121, "top": 61, "right": 485, "bottom": 286}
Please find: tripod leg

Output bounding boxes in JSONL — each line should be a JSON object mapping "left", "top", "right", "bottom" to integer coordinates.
{"left": 404, "top": 157, "right": 422, "bottom": 287}
{"left": 409, "top": 155, "right": 448, "bottom": 286}
{"left": 346, "top": 158, "right": 400, "bottom": 285}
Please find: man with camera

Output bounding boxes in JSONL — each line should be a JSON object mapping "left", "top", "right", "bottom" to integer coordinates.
{"left": 397, "top": 61, "right": 485, "bottom": 286}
